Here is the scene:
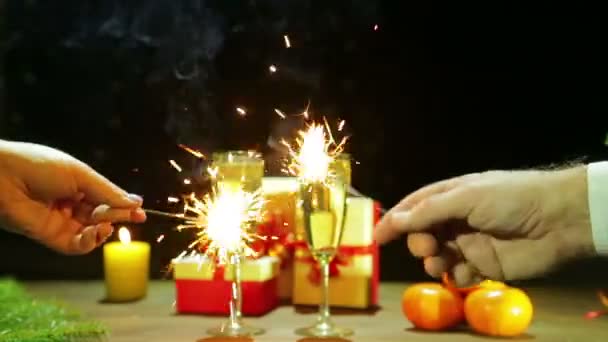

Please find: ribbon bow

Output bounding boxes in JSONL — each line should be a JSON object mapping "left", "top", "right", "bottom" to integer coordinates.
{"left": 295, "top": 243, "right": 376, "bottom": 286}
{"left": 251, "top": 212, "right": 296, "bottom": 268}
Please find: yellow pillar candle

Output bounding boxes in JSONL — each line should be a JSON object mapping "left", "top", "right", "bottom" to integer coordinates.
{"left": 103, "top": 227, "right": 150, "bottom": 302}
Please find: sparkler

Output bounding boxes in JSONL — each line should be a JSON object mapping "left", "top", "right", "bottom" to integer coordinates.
{"left": 145, "top": 187, "right": 266, "bottom": 265}
{"left": 280, "top": 120, "right": 348, "bottom": 183}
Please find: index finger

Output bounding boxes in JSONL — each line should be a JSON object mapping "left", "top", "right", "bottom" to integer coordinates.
{"left": 375, "top": 177, "right": 463, "bottom": 245}
{"left": 375, "top": 186, "right": 474, "bottom": 244}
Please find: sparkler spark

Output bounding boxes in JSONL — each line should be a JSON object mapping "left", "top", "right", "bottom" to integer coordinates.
{"left": 236, "top": 107, "right": 246, "bottom": 116}
{"left": 269, "top": 65, "right": 277, "bottom": 73}
{"left": 157, "top": 234, "right": 165, "bottom": 243}
{"left": 283, "top": 34, "right": 291, "bottom": 48}
{"left": 183, "top": 178, "right": 192, "bottom": 185}
{"left": 274, "top": 108, "right": 286, "bottom": 119}
{"left": 169, "top": 160, "right": 182, "bottom": 172}
{"left": 178, "top": 144, "right": 205, "bottom": 159}
{"left": 338, "top": 120, "right": 346, "bottom": 131}
{"left": 281, "top": 120, "right": 348, "bottom": 183}
{"left": 168, "top": 196, "right": 180, "bottom": 203}
{"left": 174, "top": 187, "right": 266, "bottom": 264}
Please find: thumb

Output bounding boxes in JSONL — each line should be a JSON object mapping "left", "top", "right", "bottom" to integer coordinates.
{"left": 74, "top": 162, "right": 142, "bottom": 208}
{"left": 390, "top": 188, "right": 474, "bottom": 233}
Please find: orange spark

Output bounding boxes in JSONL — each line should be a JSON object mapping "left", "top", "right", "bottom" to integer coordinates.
{"left": 178, "top": 144, "right": 205, "bottom": 159}
{"left": 269, "top": 65, "right": 277, "bottom": 73}
{"left": 157, "top": 234, "right": 165, "bottom": 243}
{"left": 338, "top": 120, "right": 346, "bottom": 131}
{"left": 183, "top": 178, "right": 192, "bottom": 185}
{"left": 236, "top": 107, "right": 246, "bottom": 116}
{"left": 283, "top": 35, "right": 291, "bottom": 48}
{"left": 168, "top": 196, "right": 180, "bottom": 203}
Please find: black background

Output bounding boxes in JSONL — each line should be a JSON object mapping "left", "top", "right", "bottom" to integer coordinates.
{"left": 1, "top": 1, "right": 607, "bottom": 286}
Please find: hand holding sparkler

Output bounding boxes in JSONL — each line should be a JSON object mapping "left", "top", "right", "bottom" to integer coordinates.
{"left": 0, "top": 139, "right": 145, "bottom": 255}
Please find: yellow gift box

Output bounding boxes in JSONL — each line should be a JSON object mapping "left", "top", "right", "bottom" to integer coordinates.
{"left": 261, "top": 177, "right": 298, "bottom": 300}
{"left": 172, "top": 255, "right": 280, "bottom": 281}
{"left": 292, "top": 196, "right": 380, "bottom": 309}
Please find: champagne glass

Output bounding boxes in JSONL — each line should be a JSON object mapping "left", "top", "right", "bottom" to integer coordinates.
{"left": 211, "top": 150, "right": 264, "bottom": 193}
{"left": 206, "top": 252, "right": 265, "bottom": 337}
{"left": 294, "top": 156, "right": 352, "bottom": 338}
{"left": 206, "top": 150, "right": 265, "bottom": 337}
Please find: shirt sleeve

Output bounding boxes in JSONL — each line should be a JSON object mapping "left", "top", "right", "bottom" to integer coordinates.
{"left": 587, "top": 161, "right": 608, "bottom": 255}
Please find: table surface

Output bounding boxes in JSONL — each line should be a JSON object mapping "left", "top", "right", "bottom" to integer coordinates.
{"left": 24, "top": 281, "right": 608, "bottom": 342}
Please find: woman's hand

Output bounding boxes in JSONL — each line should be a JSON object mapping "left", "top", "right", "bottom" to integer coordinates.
{"left": 0, "top": 140, "right": 146, "bottom": 254}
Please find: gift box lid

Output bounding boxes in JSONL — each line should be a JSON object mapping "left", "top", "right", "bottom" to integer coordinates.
{"left": 172, "top": 255, "right": 280, "bottom": 281}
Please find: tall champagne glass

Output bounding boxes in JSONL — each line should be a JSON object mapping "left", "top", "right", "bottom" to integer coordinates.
{"left": 294, "top": 156, "right": 352, "bottom": 337}
{"left": 206, "top": 150, "right": 265, "bottom": 337}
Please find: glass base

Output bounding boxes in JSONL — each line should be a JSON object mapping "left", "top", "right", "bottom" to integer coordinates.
{"left": 295, "top": 321, "right": 353, "bottom": 338}
{"left": 207, "top": 320, "right": 265, "bottom": 337}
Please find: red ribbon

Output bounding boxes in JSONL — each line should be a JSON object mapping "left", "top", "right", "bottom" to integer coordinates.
{"left": 213, "top": 265, "right": 225, "bottom": 281}
{"left": 294, "top": 242, "right": 376, "bottom": 286}
{"left": 252, "top": 212, "right": 296, "bottom": 269}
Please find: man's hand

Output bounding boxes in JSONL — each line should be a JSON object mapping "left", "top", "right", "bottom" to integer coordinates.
{"left": 0, "top": 140, "right": 146, "bottom": 254}
{"left": 375, "top": 166, "right": 595, "bottom": 286}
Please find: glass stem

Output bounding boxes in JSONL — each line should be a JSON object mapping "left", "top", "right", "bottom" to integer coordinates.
{"left": 319, "top": 260, "right": 331, "bottom": 324}
{"left": 229, "top": 253, "right": 243, "bottom": 326}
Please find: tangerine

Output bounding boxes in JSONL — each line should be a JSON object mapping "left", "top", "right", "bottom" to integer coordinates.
{"left": 402, "top": 283, "right": 464, "bottom": 331}
{"left": 464, "top": 286, "right": 533, "bottom": 337}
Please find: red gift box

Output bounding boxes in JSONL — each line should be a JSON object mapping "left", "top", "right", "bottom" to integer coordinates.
{"left": 172, "top": 255, "right": 280, "bottom": 316}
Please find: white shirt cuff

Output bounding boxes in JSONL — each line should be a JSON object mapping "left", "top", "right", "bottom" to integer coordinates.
{"left": 587, "top": 161, "right": 608, "bottom": 255}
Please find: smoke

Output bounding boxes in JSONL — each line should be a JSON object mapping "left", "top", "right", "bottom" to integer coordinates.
{"left": 8, "top": 0, "right": 378, "bottom": 157}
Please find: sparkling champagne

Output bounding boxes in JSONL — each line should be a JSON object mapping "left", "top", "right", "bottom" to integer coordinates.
{"left": 299, "top": 180, "right": 347, "bottom": 261}
{"left": 212, "top": 151, "right": 264, "bottom": 193}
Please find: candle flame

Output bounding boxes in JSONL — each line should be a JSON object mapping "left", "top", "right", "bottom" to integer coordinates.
{"left": 119, "top": 227, "right": 131, "bottom": 245}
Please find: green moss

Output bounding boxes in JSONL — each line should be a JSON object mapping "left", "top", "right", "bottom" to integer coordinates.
{"left": 0, "top": 278, "right": 107, "bottom": 342}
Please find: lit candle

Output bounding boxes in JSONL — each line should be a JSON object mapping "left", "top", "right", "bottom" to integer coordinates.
{"left": 103, "top": 227, "right": 150, "bottom": 302}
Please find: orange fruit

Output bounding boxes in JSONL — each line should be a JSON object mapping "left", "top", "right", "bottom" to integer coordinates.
{"left": 464, "top": 287, "right": 533, "bottom": 337}
{"left": 402, "top": 283, "right": 464, "bottom": 331}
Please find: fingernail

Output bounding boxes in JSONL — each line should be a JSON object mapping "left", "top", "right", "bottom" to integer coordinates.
{"left": 131, "top": 208, "right": 146, "bottom": 222}
{"left": 128, "top": 193, "right": 143, "bottom": 204}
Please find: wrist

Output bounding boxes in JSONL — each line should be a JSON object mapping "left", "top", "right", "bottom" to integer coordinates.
{"left": 546, "top": 165, "right": 595, "bottom": 259}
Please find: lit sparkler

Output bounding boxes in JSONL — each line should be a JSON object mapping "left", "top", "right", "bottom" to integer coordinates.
{"left": 280, "top": 119, "right": 348, "bottom": 183}
{"left": 171, "top": 187, "right": 266, "bottom": 265}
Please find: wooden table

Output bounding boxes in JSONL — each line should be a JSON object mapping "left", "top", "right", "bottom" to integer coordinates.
{"left": 24, "top": 281, "right": 608, "bottom": 342}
